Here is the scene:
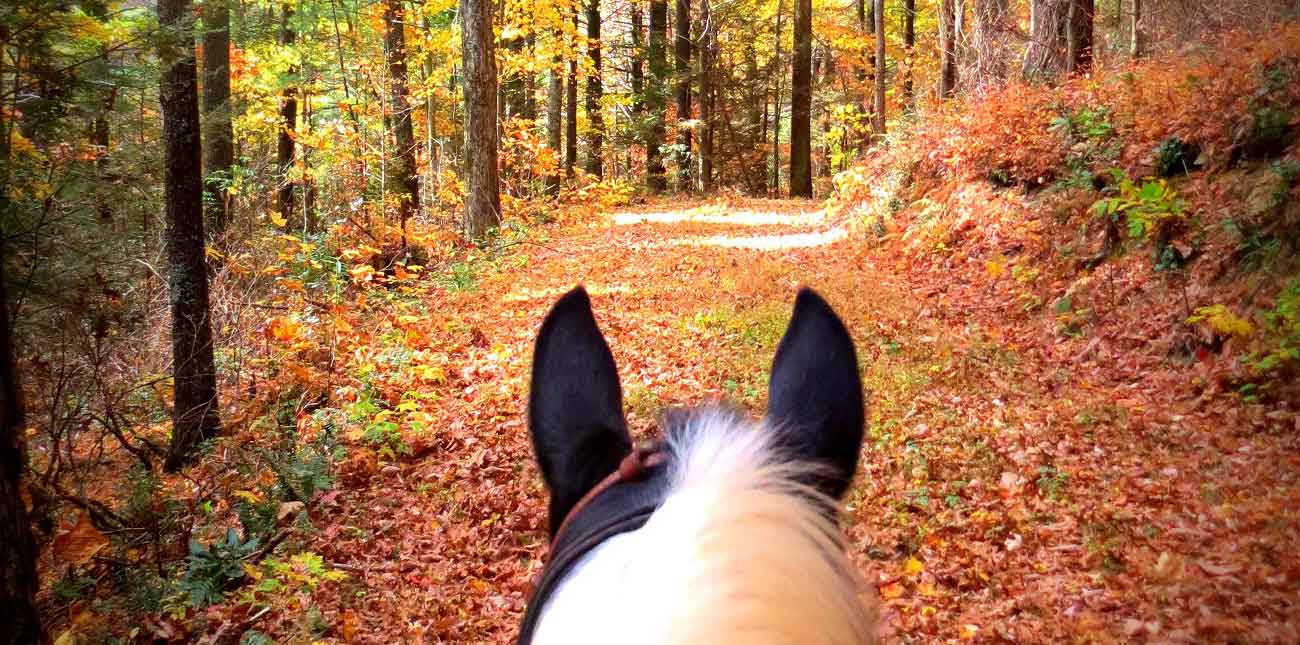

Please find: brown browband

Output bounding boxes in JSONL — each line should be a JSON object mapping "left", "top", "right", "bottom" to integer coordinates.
{"left": 548, "top": 441, "right": 669, "bottom": 554}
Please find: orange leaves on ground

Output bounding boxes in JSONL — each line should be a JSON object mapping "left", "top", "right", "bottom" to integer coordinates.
{"left": 51, "top": 512, "right": 109, "bottom": 566}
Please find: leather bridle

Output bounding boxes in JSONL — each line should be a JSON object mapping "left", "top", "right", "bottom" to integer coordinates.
{"left": 547, "top": 440, "right": 669, "bottom": 553}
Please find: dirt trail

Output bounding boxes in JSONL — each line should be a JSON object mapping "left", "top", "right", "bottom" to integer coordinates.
{"left": 300, "top": 198, "right": 1298, "bottom": 643}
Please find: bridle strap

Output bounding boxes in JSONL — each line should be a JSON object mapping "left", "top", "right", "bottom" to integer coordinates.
{"left": 547, "top": 441, "right": 669, "bottom": 554}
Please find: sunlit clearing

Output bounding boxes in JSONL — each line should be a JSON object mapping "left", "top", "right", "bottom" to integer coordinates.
{"left": 681, "top": 227, "right": 848, "bottom": 250}
{"left": 611, "top": 209, "right": 826, "bottom": 227}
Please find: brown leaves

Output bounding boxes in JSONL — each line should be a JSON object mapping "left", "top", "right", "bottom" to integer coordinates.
{"left": 51, "top": 512, "right": 109, "bottom": 567}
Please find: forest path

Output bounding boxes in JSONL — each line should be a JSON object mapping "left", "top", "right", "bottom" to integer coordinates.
{"left": 301, "top": 197, "right": 1298, "bottom": 643}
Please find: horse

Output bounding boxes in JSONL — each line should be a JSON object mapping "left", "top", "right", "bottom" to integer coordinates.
{"left": 518, "top": 286, "right": 878, "bottom": 645}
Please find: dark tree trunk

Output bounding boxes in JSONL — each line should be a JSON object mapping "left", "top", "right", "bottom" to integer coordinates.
{"left": 939, "top": 0, "right": 958, "bottom": 98}
{"left": 771, "top": 0, "right": 784, "bottom": 194}
{"left": 546, "top": 45, "right": 563, "bottom": 195}
{"left": 565, "top": 10, "right": 578, "bottom": 177}
{"left": 647, "top": 0, "right": 668, "bottom": 193}
{"left": 789, "top": 0, "right": 812, "bottom": 197}
{"left": 160, "top": 0, "right": 221, "bottom": 471}
{"left": 698, "top": 0, "right": 715, "bottom": 192}
{"left": 503, "top": 35, "right": 528, "bottom": 119}
{"left": 673, "top": 0, "right": 691, "bottom": 192}
{"left": 460, "top": 0, "right": 501, "bottom": 239}
{"left": 1066, "top": 0, "right": 1095, "bottom": 74}
{"left": 585, "top": 0, "right": 604, "bottom": 178}
{"left": 276, "top": 4, "right": 297, "bottom": 222}
{"left": 384, "top": 0, "right": 420, "bottom": 244}
{"left": 873, "top": 0, "right": 885, "bottom": 134}
{"left": 202, "top": 0, "right": 233, "bottom": 234}
{"left": 903, "top": 0, "right": 915, "bottom": 103}
{"left": 0, "top": 234, "right": 42, "bottom": 645}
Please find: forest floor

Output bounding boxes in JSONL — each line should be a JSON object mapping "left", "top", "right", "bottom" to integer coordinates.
{"left": 221, "top": 195, "right": 1300, "bottom": 643}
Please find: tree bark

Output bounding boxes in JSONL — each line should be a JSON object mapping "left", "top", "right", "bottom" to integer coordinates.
{"left": 384, "top": 0, "right": 420, "bottom": 243}
{"left": 1066, "top": 0, "right": 1095, "bottom": 74}
{"left": 647, "top": 0, "right": 668, "bottom": 193}
{"left": 276, "top": 4, "right": 297, "bottom": 222}
{"left": 939, "top": 0, "right": 958, "bottom": 98}
{"left": 546, "top": 45, "right": 563, "bottom": 195}
{"left": 160, "top": 0, "right": 221, "bottom": 471}
{"left": 565, "top": 9, "right": 578, "bottom": 177}
{"left": 585, "top": 0, "right": 604, "bottom": 178}
{"left": 971, "top": 0, "right": 1010, "bottom": 88}
{"left": 202, "top": 0, "right": 234, "bottom": 234}
{"left": 771, "top": 0, "right": 784, "bottom": 194}
{"left": 1130, "top": 0, "right": 1142, "bottom": 58}
{"left": 1022, "top": 0, "right": 1070, "bottom": 80}
{"left": 788, "top": 0, "right": 812, "bottom": 197}
{"left": 460, "top": 0, "right": 501, "bottom": 239}
{"left": 0, "top": 234, "right": 42, "bottom": 645}
{"left": 698, "top": 0, "right": 714, "bottom": 192}
{"left": 903, "top": 0, "right": 915, "bottom": 103}
{"left": 673, "top": 0, "right": 692, "bottom": 192}
{"left": 873, "top": 0, "right": 885, "bottom": 134}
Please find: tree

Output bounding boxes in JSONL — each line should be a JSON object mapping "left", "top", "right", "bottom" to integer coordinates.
{"left": 647, "top": 0, "right": 668, "bottom": 193}
{"left": 939, "top": 0, "right": 958, "bottom": 98}
{"left": 546, "top": 47, "right": 563, "bottom": 195}
{"left": 771, "top": 0, "right": 785, "bottom": 193}
{"left": 1066, "top": 0, "right": 1095, "bottom": 74}
{"left": 674, "top": 0, "right": 691, "bottom": 191}
{"left": 160, "top": 0, "right": 221, "bottom": 471}
{"left": 384, "top": 0, "right": 420, "bottom": 243}
{"left": 789, "top": 0, "right": 812, "bottom": 197}
{"left": 873, "top": 0, "right": 885, "bottom": 134}
{"left": 201, "top": 0, "right": 233, "bottom": 234}
{"left": 1130, "top": 0, "right": 1143, "bottom": 58}
{"left": 902, "top": 0, "right": 915, "bottom": 102}
{"left": 1022, "top": 0, "right": 1069, "bottom": 79}
{"left": 0, "top": 236, "right": 41, "bottom": 645}
{"left": 585, "top": 0, "right": 604, "bottom": 178}
{"left": 460, "top": 0, "right": 501, "bottom": 239}
{"left": 566, "top": 10, "right": 578, "bottom": 177}
{"left": 276, "top": 3, "right": 298, "bottom": 222}
{"left": 972, "top": 0, "right": 1010, "bottom": 87}
{"left": 698, "top": 0, "right": 715, "bottom": 192}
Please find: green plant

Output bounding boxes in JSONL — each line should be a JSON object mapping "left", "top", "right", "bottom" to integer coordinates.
{"left": 1050, "top": 105, "right": 1115, "bottom": 141}
{"left": 181, "top": 528, "right": 261, "bottom": 608}
{"left": 1091, "top": 170, "right": 1186, "bottom": 242}
{"left": 1036, "top": 466, "right": 1069, "bottom": 501}
{"left": 1155, "top": 137, "right": 1195, "bottom": 177}
{"left": 1252, "top": 280, "right": 1300, "bottom": 374}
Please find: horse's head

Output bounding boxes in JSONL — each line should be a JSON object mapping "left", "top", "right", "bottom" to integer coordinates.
{"left": 520, "top": 286, "right": 875, "bottom": 644}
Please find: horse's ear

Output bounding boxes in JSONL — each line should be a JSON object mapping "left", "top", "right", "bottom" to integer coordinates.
{"left": 529, "top": 286, "right": 631, "bottom": 536}
{"left": 766, "top": 288, "right": 865, "bottom": 501}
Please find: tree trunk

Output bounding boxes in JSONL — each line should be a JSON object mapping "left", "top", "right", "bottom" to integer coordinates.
{"left": 585, "top": 0, "right": 604, "bottom": 178}
{"left": 771, "top": 0, "right": 784, "bottom": 194}
{"left": 202, "top": 0, "right": 234, "bottom": 234}
{"left": 276, "top": 4, "right": 297, "bottom": 222}
{"left": 873, "top": 0, "right": 885, "bottom": 134}
{"left": 1066, "top": 0, "right": 1095, "bottom": 74}
{"left": 647, "top": 0, "right": 668, "bottom": 193}
{"left": 1130, "top": 0, "right": 1142, "bottom": 58}
{"left": 939, "top": 0, "right": 958, "bottom": 98}
{"left": 384, "top": 0, "right": 420, "bottom": 244}
{"left": 461, "top": 0, "right": 501, "bottom": 239}
{"left": 565, "top": 10, "right": 578, "bottom": 177}
{"left": 160, "top": 0, "right": 221, "bottom": 471}
{"left": 546, "top": 45, "right": 563, "bottom": 195}
{"left": 699, "top": 0, "right": 714, "bottom": 192}
{"left": 674, "top": 0, "right": 692, "bottom": 192}
{"left": 1022, "top": 0, "right": 1070, "bottom": 80}
{"left": 788, "top": 0, "right": 812, "bottom": 197}
{"left": 903, "top": 0, "right": 915, "bottom": 103}
{"left": 0, "top": 233, "right": 42, "bottom": 645}
{"left": 972, "top": 0, "right": 1009, "bottom": 88}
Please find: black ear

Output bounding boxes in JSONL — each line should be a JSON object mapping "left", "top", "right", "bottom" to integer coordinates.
{"left": 529, "top": 286, "right": 632, "bottom": 536}
{"left": 766, "top": 288, "right": 865, "bottom": 501}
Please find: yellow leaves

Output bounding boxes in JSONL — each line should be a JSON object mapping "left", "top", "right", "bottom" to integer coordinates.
{"left": 234, "top": 490, "right": 261, "bottom": 504}
{"left": 417, "top": 364, "right": 446, "bottom": 384}
{"left": 879, "top": 581, "right": 905, "bottom": 600}
{"left": 268, "top": 210, "right": 288, "bottom": 228}
{"left": 985, "top": 253, "right": 1008, "bottom": 279}
{"left": 349, "top": 264, "right": 378, "bottom": 283}
{"left": 1188, "top": 304, "right": 1253, "bottom": 338}
{"left": 267, "top": 316, "right": 304, "bottom": 342}
{"left": 960, "top": 624, "right": 980, "bottom": 639}
{"left": 904, "top": 557, "right": 925, "bottom": 577}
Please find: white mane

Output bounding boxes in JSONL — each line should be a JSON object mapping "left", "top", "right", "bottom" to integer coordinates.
{"left": 532, "top": 410, "right": 877, "bottom": 645}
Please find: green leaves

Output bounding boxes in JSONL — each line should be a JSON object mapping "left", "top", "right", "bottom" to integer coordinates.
{"left": 1090, "top": 171, "right": 1185, "bottom": 242}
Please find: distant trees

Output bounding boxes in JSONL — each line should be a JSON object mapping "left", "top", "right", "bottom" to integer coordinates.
{"left": 585, "top": 0, "right": 604, "bottom": 178}
{"left": 674, "top": 0, "right": 692, "bottom": 191}
{"left": 159, "top": 0, "right": 221, "bottom": 470}
{"left": 647, "top": 0, "right": 669, "bottom": 193}
{"left": 460, "top": 0, "right": 501, "bottom": 238}
{"left": 276, "top": 3, "right": 298, "bottom": 223}
{"left": 1023, "top": 0, "right": 1094, "bottom": 79}
{"left": 940, "top": 0, "right": 958, "bottom": 98}
{"left": 789, "top": 0, "right": 812, "bottom": 197}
